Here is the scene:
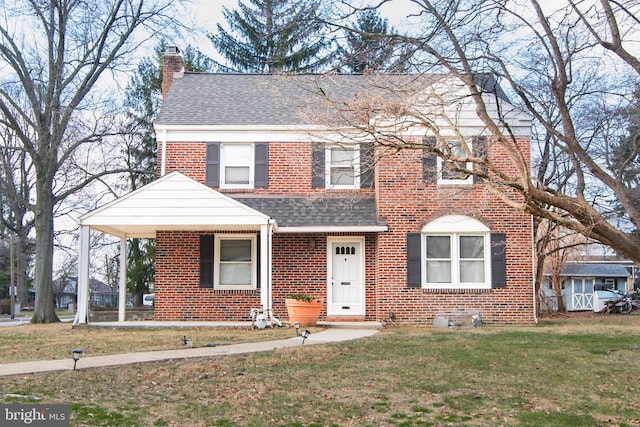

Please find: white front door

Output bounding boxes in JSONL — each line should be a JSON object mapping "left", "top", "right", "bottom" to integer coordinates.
{"left": 328, "top": 237, "right": 364, "bottom": 316}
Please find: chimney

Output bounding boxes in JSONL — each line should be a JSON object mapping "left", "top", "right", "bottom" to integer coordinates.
{"left": 162, "top": 46, "right": 184, "bottom": 101}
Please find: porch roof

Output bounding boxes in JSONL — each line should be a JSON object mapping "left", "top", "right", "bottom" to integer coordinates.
{"left": 79, "top": 172, "right": 271, "bottom": 238}
{"left": 234, "top": 195, "right": 387, "bottom": 232}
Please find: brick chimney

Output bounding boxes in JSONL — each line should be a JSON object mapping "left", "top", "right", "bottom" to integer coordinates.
{"left": 162, "top": 46, "right": 184, "bottom": 101}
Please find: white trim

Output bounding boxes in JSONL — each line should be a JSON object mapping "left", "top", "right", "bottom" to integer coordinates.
{"left": 436, "top": 139, "right": 473, "bottom": 186}
{"left": 73, "top": 225, "right": 91, "bottom": 325}
{"left": 421, "top": 215, "right": 491, "bottom": 290}
{"left": 260, "top": 224, "right": 269, "bottom": 310}
{"left": 160, "top": 128, "right": 167, "bottom": 177}
{"left": 325, "top": 145, "right": 360, "bottom": 189}
{"left": 274, "top": 225, "right": 388, "bottom": 233}
{"left": 327, "top": 236, "right": 366, "bottom": 316}
{"left": 118, "top": 238, "right": 127, "bottom": 322}
{"left": 219, "top": 143, "right": 254, "bottom": 189}
{"left": 214, "top": 234, "right": 257, "bottom": 290}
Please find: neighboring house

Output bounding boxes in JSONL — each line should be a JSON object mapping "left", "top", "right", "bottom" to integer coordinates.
{"left": 53, "top": 276, "right": 116, "bottom": 309}
{"left": 74, "top": 47, "right": 535, "bottom": 325}
{"left": 559, "top": 263, "right": 631, "bottom": 312}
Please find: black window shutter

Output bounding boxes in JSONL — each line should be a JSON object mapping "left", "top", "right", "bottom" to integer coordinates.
{"left": 254, "top": 142, "right": 268, "bottom": 188}
{"left": 472, "top": 136, "right": 487, "bottom": 183}
{"left": 311, "top": 143, "right": 325, "bottom": 188}
{"left": 205, "top": 143, "right": 220, "bottom": 187}
{"left": 199, "top": 235, "right": 214, "bottom": 288}
{"left": 256, "top": 234, "right": 261, "bottom": 289}
{"left": 490, "top": 232, "right": 507, "bottom": 288}
{"left": 407, "top": 233, "right": 422, "bottom": 288}
{"left": 360, "top": 143, "right": 375, "bottom": 188}
{"left": 422, "top": 136, "right": 437, "bottom": 184}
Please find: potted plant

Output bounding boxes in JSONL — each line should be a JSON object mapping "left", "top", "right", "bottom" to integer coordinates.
{"left": 285, "top": 294, "right": 322, "bottom": 326}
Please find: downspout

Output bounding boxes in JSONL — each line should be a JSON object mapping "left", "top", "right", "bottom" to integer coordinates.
{"left": 532, "top": 215, "right": 538, "bottom": 325}
{"left": 267, "top": 219, "right": 281, "bottom": 326}
{"left": 160, "top": 128, "right": 167, "bottom": 177}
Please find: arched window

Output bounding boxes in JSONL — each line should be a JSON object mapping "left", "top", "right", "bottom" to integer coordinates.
{"left": 421, "top": 215, "right": 491, "bottom": 289}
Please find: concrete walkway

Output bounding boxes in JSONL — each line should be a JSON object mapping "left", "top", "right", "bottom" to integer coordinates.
{"left": 0, "top": 327, "right": 380, "bottom": 377}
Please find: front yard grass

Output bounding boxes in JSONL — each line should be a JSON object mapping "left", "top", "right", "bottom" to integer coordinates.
{"left": 1, "top": 314, "right": 640, "bottom": 426}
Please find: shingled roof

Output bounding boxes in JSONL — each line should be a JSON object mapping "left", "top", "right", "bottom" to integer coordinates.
{"left": 233, "top": 195, "right": 385, "bottom": 229}
{"left": 154, "top": 73, "right": 449, "bottom": 127}
{"left": 561, "top": 263, "right": 630, "bottom": 278}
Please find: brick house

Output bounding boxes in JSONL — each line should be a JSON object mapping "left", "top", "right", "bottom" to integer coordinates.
{"left": 74, "top": 48, "right": 535, "bottom": 325}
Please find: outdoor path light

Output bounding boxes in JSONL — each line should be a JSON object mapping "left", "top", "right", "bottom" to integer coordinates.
{"left": 301, "top": 329, "right": 311, "bottom": 346}
{"left": 294, "top": 322, "right": 300, "bottom": 335}
{"left": 72, "top": 349, "right": 83, "bottom": 370}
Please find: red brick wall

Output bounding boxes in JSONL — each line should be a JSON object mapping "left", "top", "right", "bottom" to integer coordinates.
{"left": 156, "top": 137, "right": 534, "bottom": 324}
{"left": 154, "top": 230, "right": 377, "bottom": 322}
{"left": 374, "top": 138, "right": 534, "bottom": 324}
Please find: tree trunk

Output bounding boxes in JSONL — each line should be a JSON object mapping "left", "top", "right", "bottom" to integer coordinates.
{"left": 15, "top": 231, "right": 29, "bottom": 309}
{"left": 30, "top": 184, "right": 59, "bottom": 323}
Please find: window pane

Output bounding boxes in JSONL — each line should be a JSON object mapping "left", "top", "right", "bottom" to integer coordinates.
{"left": 573, "top": 279, "right": 583, "bottom": 293}
{"left": 426, "top": 261, "right": 451, "bottom": 283}
{"left": 585, "top": 279, "right": 593, "bottom": 293}
{"left": 220, "top": 263, "right": 252, "bottom": 286}
{"left": 460, "top": 260, "right": 484, "bottom": 282}
{"left": 329, "top": 148, "right": 356, "bottom": 186}
{"left": 224, "top": 144, "right": 252, "bottom": 164}
{"left": 220, "top": 239, "right": 251, "bottom": 261}
{"left": 441, "top": 141, "right": 470, "bottom": 180}
{"left": 426, "top": 236, "right": 450, "bottom": 258}
{"left": 460, "top": 236, "right": 484, "bottom": 258}
{"left": 331, "top": 148, "right": 354, "bottom": 165}
{"left": 225, "top": 166, "right": 250, "bottom": 184}
{"left": 330, "top": 167, "right": 355, "bottom": 185}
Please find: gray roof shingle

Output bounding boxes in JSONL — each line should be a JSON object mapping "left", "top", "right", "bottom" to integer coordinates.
{"left": 561, "top": 263, "right": 630, "bottom": 278}
{"left": 155, "top": 73, "right": 443, "bottom": 126}
{"left": 232, "top": 196, "right": 383, "bottom": 228}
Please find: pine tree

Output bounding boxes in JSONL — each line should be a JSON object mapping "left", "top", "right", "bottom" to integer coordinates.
{"left": 122, "top": 43, "right": 214, "bottom": 304}
{"left": 341, "top": 9, "right": 395, "bottom": 73}
{"left": 209, "top": 0, "right": 334, "bottom": 73}
{"left": 339, "top": 9, "right": 411, "bottom": 73}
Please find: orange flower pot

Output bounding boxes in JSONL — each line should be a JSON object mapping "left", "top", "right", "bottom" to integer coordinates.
{"left": 285, "top": 298, "right": 322, "bottom": 327}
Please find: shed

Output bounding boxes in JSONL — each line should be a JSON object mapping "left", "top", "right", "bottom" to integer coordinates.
{"left": 560, "top": 263, "right": 631, "bottom": 311}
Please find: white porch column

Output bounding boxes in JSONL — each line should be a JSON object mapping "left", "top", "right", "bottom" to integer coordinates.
{"left": 260, "top": 224, "right": 269, "bottom": 310}
{"left": 118, "top": 237, "right": 127, "bottom": 322}
{"left": 73, "top": 225, "right": 90, "bottom": 325}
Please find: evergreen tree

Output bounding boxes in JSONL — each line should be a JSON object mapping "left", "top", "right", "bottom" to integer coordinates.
{"left": 122, "top": 43, "right": 214, "bottom": 304}
{"left": 209, "top": 0, "right": 335, "bottom": 73}
{"left": 341, "top": 9, "right": 396, "bottom": 73}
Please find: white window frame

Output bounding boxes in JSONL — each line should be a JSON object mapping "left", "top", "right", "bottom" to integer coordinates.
{"left": 437, "top": 139, "right": 473, "bottom": 185}
{"left": 421, "top": 215, "right": 491, "bottom": 290}
{"left": 325, "top": 145, "right": 360, "bottom": 189}
{"left": 214, "top": 234, "right": 257, "bottom": 290}
{"left": 220, "top": 143, "right": 254, "bottom": 189}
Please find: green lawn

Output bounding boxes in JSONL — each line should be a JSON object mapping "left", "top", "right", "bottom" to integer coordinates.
{"left": 2, "top": 315, "right": 640, "bottom": 426}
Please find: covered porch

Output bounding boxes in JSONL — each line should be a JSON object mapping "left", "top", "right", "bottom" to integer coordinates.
{"left": 73, "top": 172, "right": 274, "bottom": 325}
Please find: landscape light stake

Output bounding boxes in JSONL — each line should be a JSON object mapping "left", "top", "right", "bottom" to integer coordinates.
{"left": 301, "top": 329, "right": 311, "bottom": 346}
{"left": 72, "top": 349, "right": 84, "bottom": 370}
{"left": 294, "top": 322, "right": 300, "bottom": 335}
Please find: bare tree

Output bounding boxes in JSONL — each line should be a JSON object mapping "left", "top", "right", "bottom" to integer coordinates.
{"left": 0, "top": 0, "right": 180, "bottom": 323}
{"left": 328, "top": 0, "right": 640, "bottom": 266}
{"left": 0, "top": 108, "right": 34, "bottom": 308}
